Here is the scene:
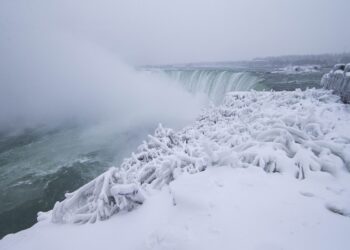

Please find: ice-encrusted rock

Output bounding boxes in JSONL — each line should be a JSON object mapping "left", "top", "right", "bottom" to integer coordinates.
{"left": 321, "top": 63, "right": 350, "bottom": 103}
{"left": 45, "top": 89, "right": 350, "bottom": 224}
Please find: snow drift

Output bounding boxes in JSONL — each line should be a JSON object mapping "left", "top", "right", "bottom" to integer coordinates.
{"left": 42, "top": 88, "right": 350, "bottom": 224}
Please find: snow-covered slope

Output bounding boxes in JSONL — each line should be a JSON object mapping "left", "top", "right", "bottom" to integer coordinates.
{"left": 2, "top": 166, "right": 350, "bottom": 250}
{"left": 1, "top": 89, "right": 350, "bottom": 250}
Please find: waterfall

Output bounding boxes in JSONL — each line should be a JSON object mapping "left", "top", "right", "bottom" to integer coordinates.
{"left": 146, "top": 69, "right": 262, "bottom": 103}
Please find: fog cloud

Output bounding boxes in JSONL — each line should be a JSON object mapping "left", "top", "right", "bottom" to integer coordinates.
{"left": 0, "top": 0, "right": 349, "bottom": 130}
{"left": 1, "top": 0, "right": 350, "bottom": 65}
{"left": 0, "top": 29, "right": 204, "bottom": 131}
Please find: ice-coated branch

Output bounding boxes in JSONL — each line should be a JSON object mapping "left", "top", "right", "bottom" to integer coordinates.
{"left": 50, "top": 167, "right": 144, "bottom": 224}
{"left": 46, "top": 88, "right": 350, "bottom": 224}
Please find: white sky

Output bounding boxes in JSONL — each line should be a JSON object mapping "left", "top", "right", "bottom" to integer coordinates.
{"left": 0, "top": 0, "right": 350, "bottom": 130}
{"left": 1, "top": 0, "right": 350, "bottom": 65}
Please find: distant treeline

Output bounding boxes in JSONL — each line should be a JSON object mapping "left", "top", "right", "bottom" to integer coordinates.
{"left": 252, "top": 53, "right": 350, "bottom": 67}
{"left": 142, "top": 53, "right": 350, "bottom": 69}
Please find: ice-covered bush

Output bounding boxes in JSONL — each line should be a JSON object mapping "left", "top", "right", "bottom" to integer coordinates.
{"left": 46, "top": 88, "right": 350, "bottom": 224}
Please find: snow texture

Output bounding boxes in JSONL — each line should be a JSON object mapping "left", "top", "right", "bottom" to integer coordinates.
{"left": 321, "top": 63, "right": 350, "bottom": 103}
{"left": 2, "top": 88, "right": 350, "bottom": 250}
{"left": 45, "top": 88, "right": 350, "bottom": 224}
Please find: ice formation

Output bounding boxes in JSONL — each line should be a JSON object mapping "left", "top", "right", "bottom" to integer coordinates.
{"left": 47, "top": 88, "right": 350, "bottom": 224}
{"left": 321, "top": 63, "right": 350, "bottom": 103}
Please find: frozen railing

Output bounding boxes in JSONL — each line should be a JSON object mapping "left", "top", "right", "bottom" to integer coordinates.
{"left": 321, "top": 63, "right": 350, "bottom": 103}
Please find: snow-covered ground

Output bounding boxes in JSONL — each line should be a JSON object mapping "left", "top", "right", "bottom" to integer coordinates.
{"left": 1, "top": 88, "right": 350, "bottom": 250}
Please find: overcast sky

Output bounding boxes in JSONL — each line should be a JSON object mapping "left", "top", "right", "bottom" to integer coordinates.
{"left": 1, "top": 0, "right": 350, "bottom": 131}
{"left": 1, "top": 0, "right": 350, "bottom": 65}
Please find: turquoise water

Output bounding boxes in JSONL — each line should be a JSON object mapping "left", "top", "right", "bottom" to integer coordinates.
{"left": 0, "top": 124, "right": 154, "bottom": 237}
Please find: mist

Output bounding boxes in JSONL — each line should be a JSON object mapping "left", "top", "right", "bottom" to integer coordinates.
{"left": 1, "top": 0, "right": 349, "bottom": 131}
{"left": 0, "top": 29, "right": 205, "bottom": 132}
{"left": 2, "top": 0, "right": 350, "bottom": 65}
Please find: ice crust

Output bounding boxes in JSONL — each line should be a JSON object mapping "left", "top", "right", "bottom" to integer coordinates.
{"left": 46, "top": 88, "right": 350, "bottom": 224}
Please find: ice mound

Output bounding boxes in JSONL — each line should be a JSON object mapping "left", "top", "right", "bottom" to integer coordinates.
{"left": 46, "top": 88, "right": 350, "bottom": 224}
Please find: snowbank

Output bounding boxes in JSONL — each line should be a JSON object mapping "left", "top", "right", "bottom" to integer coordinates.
{"left": 1, "top": 88, "right": 350, "bottom": 249}
{"left": 2, "top": 166, "right": 350, "bottom": 250}
{"left": 321, "top": 63, "right": 350, "bottom": 103}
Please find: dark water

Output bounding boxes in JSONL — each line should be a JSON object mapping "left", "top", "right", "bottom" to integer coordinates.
{"left": 0, "top": 63, "right": 328, "bottom": 239}
{"left": 254, "top": 69, "right": 327, "bottom": 91}
{"left": 0, "top": 125, "right": 153, "bottom": 238}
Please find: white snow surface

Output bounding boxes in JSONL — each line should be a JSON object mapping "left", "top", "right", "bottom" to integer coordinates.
{"left": 1, "top": 88, "right": 350, "bottom": 250}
